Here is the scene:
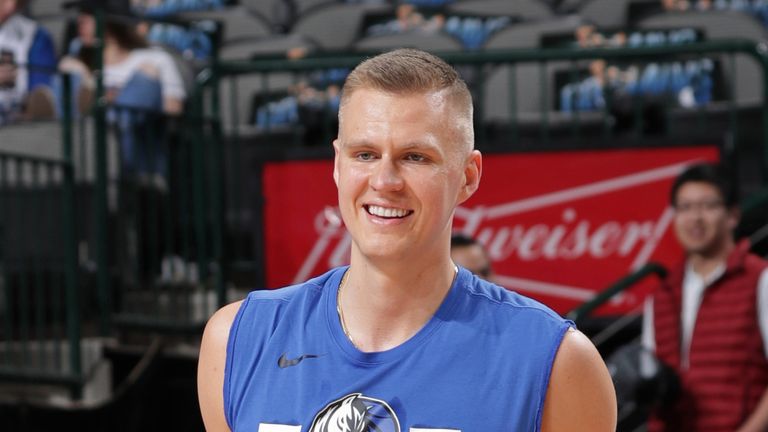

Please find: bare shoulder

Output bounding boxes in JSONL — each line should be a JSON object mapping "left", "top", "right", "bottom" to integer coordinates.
{"left": 198, "top": 301, "right": 244, "bottom": 432}
{"left": 202, "top": 301, "right": 244, "bottom": 350}
{"left": 540, "top": 327, "right": 617, "bottom": 432}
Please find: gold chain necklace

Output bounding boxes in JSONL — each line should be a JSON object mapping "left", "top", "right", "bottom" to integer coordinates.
{"left": 336, "top": 266, "right": 459, "bottom": 348}
{"left": 336, "top": 270, "right": 356, "bottom": 347}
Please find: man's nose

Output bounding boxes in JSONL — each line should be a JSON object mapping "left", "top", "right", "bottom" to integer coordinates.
{"left": 370, "top": 158, "right": 404, "bottom": 191}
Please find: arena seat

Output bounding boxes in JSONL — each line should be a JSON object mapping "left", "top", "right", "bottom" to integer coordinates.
{"left": 219, "top": 33, "right": 317, "bottom": 61}
{"left": 293, "top": 2, "right": 391, "bottom": 51}
{"left": 295, "top": 0, "right": 340, "bottom": 17}
{"left": 239, "top": 0, "right": 279, "bottom": 21}
{"left": 241, "top": 0, "right": 336, "bottom": 30}
{"left": 177, "top": 5, "right": 272, "bottom": 44}
{"left": 219, "top": 73, "right": 280, "bottom": 131}
{"left": 26, "top": 0, "right": 70, "bottom": 18}
{"left": 240, "top": 0, "right": 287, "bottom": 29}
{"left": 354, "top": 30, "right": 464, "bottom": 52}
{"left": 217, "top": 33, "right": 318, "bottom": 130}
{"left": 579, "top": 0, "right": 635, "bottom": 27}
{"left": 481, "top": 16, "right": 584, "bottom": 121}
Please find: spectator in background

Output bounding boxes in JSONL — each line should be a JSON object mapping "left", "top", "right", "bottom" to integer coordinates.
{"left": 368, "top": 3, "right": 454, "bottom": 38}
{"left": 450, "top": 233, "right": 496, "bottom": 282}
{"left": 60, "top": 0, "right": 186, "bottom": 115}
{"left": 561, "top": 25, "right": 713, "bottom": 114}
{"left": 252, "top": 46, "right": 345, "bottom": 132}
{"left": 642, "top": 162, "right": 768, "bottom": 431}
{"left": 364, "top": 3, "right": 510, "bottom": 50}
{"left": 661, "top": 0, "right": 690, "bottom": 10}
{"left": 0, "top": 0, "right": 57, "bottom": 124}
{"left": 58, "top": 0, "right": 187, "bottom": 179}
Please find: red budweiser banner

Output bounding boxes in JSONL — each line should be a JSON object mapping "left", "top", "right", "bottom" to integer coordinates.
{"left": 263, "top": 146, "right": 719, "bottom": 315}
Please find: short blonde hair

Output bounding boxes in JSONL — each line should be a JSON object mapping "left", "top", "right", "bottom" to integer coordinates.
{"left": 339, "top": 48, "right": 474, "bottom": 147}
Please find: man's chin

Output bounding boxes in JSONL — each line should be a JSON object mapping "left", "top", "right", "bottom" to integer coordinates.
{"left": 683, "top": 241, "right": 722, "bottom": 257}
{"left": 355, "top": 243, "right": 412, "bottom": 263}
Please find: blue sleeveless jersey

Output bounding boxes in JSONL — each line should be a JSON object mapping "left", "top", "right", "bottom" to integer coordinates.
{"left": 224, "top": 267, "right": 572, "bottom": 432}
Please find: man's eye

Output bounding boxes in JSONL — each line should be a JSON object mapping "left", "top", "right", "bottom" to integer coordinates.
{"left": 356, "top": 152, "right": 374, "bottom": 161}
{"left": 405, "top": 154, "right": 426, "bottom": 162}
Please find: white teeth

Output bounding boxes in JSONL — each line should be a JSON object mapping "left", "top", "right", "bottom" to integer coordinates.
{"left": 367, "top": 205, "right": 409, "bottom": 218}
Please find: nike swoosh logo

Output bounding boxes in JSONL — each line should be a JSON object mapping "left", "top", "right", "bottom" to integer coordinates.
{"left": 277, "top": 353, "right": 321, "bottom": 368}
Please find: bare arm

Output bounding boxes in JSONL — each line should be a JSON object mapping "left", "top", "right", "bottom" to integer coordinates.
{"left": 163, "top": 97, "right": 183, "bottom": 115}
{"left": 736, "top": 388, "right": 768, "bottom": 432}
{"left": 198, "top": 301, "right": 242, "bottom": 432}
{"left": 541, "top": 328, "right": 617, "bottom": 432}
{"left": 58, "top": 56, "right": 95, "bottom": 87}
{"left": 0, "top": 63, "right": 17, "bottom": 87}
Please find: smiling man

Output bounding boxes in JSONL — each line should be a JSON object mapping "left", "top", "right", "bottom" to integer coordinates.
{"left": 198, "top": 48, "right": 616, "bottom": 432}
{"left": 643, "top": 163, "right": 768, "bottom": 431}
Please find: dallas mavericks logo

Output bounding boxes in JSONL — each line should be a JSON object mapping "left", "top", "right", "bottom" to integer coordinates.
{"left": 309, "top": 393, "right": 401, "bottom": 432}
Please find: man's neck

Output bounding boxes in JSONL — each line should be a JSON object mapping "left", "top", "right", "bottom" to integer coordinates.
{"left": 0, "top": 12, "right": 18, "bottom": 27}
{"left": 339, "top": 254, "right": 457, "bottom": 353}
{"left": 688, "top": 242, "right": 734, "bottom": 279}
{"left": 103, "top": 40, "right": 130, "bottom": 66}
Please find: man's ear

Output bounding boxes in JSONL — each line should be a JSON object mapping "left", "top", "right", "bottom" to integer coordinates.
{"left": 458, "top": 150, "right": 482, "bottom": 205}
{"left": 727, "top": 206, "right": 741, "bottom": 232}
{"left": 332, "top": 139, "right": 341, "bottom": 186}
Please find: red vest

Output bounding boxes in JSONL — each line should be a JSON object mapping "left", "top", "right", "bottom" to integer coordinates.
{"left": 649, "top": 239, "right": 768, "bottom": 432}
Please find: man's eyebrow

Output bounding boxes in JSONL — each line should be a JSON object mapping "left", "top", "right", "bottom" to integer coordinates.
{"left": 399, "top": 141, "right": 440, "bottom": 152}
{"left": 340, "top": 140, "right": 441, "bottom": 152}
{"left": 340, "top": 140, "right": 374, "bottom": 150}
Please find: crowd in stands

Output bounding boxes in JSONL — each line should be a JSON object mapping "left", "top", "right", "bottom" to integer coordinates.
{"left": 133, "top": 0, "right": 229, "bottom": 17}
{"left": 0, "top": 0, "right": 192, "bottom": 180}
{"left": 365, "top": 3, "right": 512, "bottom": 49}
{"left": 2, "top": 0, "right": 768, "bottom": 132}
{"left": 1, "top": 0, "right": 193, "bottom": 124}
{"left": 662, "top": 0, "right": 768, "bottom": 26}
{"left": 559, "top": 26, "right": 715, "bottom": 113}
{"left": 214, "top": 0, "right": 767, "bottom": 130}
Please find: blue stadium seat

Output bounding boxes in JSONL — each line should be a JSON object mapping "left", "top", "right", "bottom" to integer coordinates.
{"left": 639, "top": 10, "right": 768, "bottom": 106}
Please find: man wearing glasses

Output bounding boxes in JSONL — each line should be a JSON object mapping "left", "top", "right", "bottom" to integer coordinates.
{"left": 643, "top": 162, "right": 768, "bottom": 431}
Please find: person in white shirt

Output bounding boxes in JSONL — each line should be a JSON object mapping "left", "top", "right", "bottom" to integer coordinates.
{"left": 642, "top": 162, "right": 768, "bottom": 432}
{"left": 58, "top": 0, "right": 188, "bottom": 178}
{"left": 59, "top": 0, "right": 186, "bottom": 114}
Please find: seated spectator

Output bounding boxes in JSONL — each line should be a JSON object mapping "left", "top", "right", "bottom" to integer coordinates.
{"left": 365, "top": 4, "right": 510, "bottom": 50}
{"left": 58, "top": 0, "right": 188, "bottom": 179}
{"left": 560, "top": 26, "right": 714, "bottom": 114}
{"left": 367, "top": 4, "right": 445, "bottom": 36}
{"left": 661, "top": 0, "right": 768, "bottom": 28}
{"left": 0, "top": 0, "right": 57, "bottom": 125}
{"left": 252, "top": 47, "right": 345, "bottom": 133}
{"left": 59, "top": 0, "right": 186, "bottom": 115}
